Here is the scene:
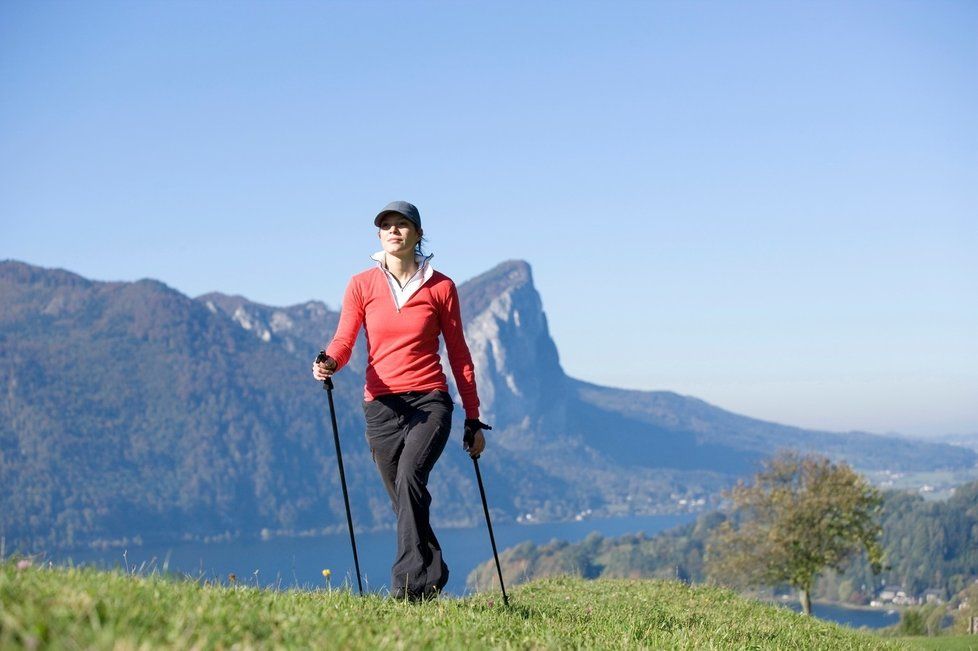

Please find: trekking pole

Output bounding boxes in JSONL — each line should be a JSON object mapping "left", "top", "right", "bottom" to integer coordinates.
{"left": 316, "top": 351, "right": 363, "bottom": 595}
{"left": 471, "top": 455, "right": 509, "bottom": 606}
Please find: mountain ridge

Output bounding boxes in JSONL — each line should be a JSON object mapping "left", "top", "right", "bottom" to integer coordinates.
{"left": 1, "top": 258, "right": 972, "bottom": 551}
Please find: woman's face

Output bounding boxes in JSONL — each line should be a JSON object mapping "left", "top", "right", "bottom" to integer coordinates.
{"left": 378, "top": 216, "right": 421, "bottom": 256}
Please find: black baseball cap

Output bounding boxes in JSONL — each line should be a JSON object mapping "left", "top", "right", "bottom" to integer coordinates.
{"left": 374, "top": 201, "right": 421, "bottom": 229}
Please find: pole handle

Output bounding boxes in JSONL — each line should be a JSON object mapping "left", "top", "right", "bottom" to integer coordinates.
{"left": 316, "top": 350, "right": 335, "bottom": 391}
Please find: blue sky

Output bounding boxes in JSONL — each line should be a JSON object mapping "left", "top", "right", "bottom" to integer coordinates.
{"left": 2, "top": 1, "right": 975, "bottom": 437}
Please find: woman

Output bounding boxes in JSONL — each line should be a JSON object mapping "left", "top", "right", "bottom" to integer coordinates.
{"left": 312, "top": 200, "right": 489, "bottom": 601}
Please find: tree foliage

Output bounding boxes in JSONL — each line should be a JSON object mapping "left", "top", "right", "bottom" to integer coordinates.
{"left": 471, "top": 480, "right": 978, "bottom": 615}
{"left": 705, "top": 452, "right": 883, "bottom": 614}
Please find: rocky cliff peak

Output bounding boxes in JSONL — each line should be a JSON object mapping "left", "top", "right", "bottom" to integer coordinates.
{"left": 457, "top": 260, "right": 565, "bottom": 425}
{"left": 459, "top": 260, "right": 533, "bottom": 319}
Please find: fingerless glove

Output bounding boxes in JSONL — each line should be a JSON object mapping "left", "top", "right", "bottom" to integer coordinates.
{"left": 463, "top": 418, "right": 492, "bottom": 447}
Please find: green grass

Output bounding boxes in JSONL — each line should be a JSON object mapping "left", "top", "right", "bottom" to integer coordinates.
{"left": 900, "top": 636, "right": 978, "bottom": 651}
{"left": 1, "top": 561, "right": 908, "bottom": 649}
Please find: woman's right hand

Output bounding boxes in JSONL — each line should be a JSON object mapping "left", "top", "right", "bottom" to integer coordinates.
{"left": 312, "top": 354, "right": 337, "bottom": 381}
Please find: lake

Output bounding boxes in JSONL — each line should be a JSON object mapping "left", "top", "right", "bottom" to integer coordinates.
{"left": 55, "top": 514, "right": 695, "bottom": 595}
{"left": 778, "top": 601, "right": 899, "bottom": 629}
{"left": 50, "top": 513, "right": 899, "bottom": 629}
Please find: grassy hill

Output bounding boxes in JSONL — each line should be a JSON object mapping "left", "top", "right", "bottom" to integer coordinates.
{"left": 1, "top": 561, "right": 908, "bottom": 649}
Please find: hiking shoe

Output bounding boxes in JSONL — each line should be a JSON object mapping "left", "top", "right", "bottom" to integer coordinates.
{"left": 390, "top": 586, "right": 411, "bottom": 601}
{"left": 391, "top": 585, "right": 440, "bottom": 603}
{"left": 418, "top": 584, "right": 441, "bottom": 602}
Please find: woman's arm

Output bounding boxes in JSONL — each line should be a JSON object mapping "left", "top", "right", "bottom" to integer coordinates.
{"left": 323, "top": 277, "right": 365, "bottom": 372}
{"left": 440, "top": 280, "right": 481, "bottom": 419}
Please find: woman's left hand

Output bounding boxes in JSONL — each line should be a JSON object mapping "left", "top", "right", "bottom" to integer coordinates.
{"left": 465, "top": 429, "right": 486, "bottom": 458}
{"left": 463, "top": 419, "right": 491, "bottom": 459}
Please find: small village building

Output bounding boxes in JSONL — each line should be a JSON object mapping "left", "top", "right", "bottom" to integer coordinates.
{"left": 878, "top": 586, "right": 901, "bottom": 602}
{"left": 879, "top": 586, "right": 915, "bottom": 605}
{"left": 923, "top": 589, "right": 945, "bottom": 605}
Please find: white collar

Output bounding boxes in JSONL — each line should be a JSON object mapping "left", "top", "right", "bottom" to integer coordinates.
{"left": 371, "top": 251, "right": 435, "bottom": 310}
{"left": 371, "top": 251, "right": 434, "bottom": 274}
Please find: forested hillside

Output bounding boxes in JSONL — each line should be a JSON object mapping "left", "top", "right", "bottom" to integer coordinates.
{"left": 469, "top": 481, "right": 978, "bottom": 603}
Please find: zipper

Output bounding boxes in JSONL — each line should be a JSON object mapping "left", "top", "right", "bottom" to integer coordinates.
{"left": 375, "top": 254, "right": 434, "bottom": 313}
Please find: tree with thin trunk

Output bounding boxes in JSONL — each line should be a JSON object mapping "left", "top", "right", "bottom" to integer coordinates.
{"left": 705, "top": 452, "right": 883, "bottom": 615}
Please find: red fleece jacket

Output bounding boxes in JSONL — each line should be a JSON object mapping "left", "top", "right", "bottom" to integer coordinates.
{"left": 325, "top": 267, "right": 481, "bottom": 419}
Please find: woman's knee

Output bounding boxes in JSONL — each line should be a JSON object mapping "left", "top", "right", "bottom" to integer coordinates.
{"left": 394, "top": 467, "right": 432, "bottom": 506}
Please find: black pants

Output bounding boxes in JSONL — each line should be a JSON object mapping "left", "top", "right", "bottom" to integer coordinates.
{"left": 362, "top": 390, "right": 454, "bottom": 596}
